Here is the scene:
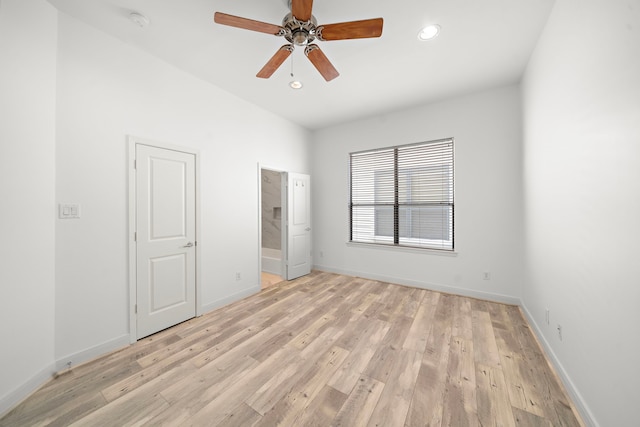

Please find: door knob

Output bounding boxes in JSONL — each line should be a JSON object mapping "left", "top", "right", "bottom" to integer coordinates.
{"left": 182, "top": 242, "right": 194, "bottom": 248}
{"left": 305, "top": 227, "right": 311, "bottom": 231}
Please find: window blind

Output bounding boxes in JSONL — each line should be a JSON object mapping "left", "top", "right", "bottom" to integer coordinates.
{"left": 349, "top": 138, "right": 454, "bottom": 251}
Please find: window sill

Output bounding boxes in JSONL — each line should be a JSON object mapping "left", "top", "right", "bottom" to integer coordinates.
{"left": 346, "top": 241, "right": 458, "bottom": 256}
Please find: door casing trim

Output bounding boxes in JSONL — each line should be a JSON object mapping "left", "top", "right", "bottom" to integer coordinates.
{"left": 127, "top": 136, "right": 201, "bottom": 343}
{"left": 258, "top": 164, "right": 287, "bottom": 286}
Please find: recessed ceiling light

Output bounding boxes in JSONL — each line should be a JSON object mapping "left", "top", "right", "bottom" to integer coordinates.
{"left": 418, "top": 24, "right": 440, "bottom": 41}
{"left": 129, "top": 12, "right": 150, "bottom": 28}
{"left": 289, "top": 81, "right": 303, "bottom": 90}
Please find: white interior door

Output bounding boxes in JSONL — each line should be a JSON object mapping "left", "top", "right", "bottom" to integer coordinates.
{"left": 286, "top": 173, "right": 311, "bottom": 280}
{"left": 136, "top": 144, "right": 196, "bottom": 339}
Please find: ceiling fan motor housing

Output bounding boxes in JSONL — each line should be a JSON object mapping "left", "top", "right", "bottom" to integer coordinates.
{"left": 281, "top": 13, "right": 318, "bottom": 46}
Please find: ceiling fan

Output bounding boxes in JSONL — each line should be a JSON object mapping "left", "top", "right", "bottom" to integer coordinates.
{"left": 214, "top": 0, "right": 383, "bottom": 82}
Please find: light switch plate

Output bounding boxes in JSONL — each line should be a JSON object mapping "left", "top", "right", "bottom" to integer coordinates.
{"left": 59, "top": 203, "right": 81, "bottom": 219}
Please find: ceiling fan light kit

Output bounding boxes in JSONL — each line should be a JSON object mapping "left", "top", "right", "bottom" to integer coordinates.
{"left": 214, "top": 0, "right": 383, "bottom": 82}
{"left": 289, "top": 80, "right": 303, "bottom": 89}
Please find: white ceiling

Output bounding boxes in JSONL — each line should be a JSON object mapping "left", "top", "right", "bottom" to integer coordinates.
{"left": 47, "top": 0, "right": 555, "bottom": 130}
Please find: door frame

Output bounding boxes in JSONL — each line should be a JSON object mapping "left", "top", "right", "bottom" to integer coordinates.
{"left": 128, "top": 136, "right": 201, "bottom": 343}
{"left": 258, "top": 164, "right": 287, "bottom": 284}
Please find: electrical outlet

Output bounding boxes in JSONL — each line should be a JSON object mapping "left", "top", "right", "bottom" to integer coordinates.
{"left": 483, "top": 272, "right": 491, "bottom": 280}
{"left": 59, "top": 203, "right": 81, "bottom": 219}
{"left": 235, "top": 272, "right": 241, "bottom": 281}
{"left": 557, "top": 324, "right": 562, "bottom": 341}
{"left": 545, "top": 309, "right": 550, "bottom": 325}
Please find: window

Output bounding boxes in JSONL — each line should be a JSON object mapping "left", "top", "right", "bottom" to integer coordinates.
{"left": 349, "top": 138, "right": 454, "bottom": 251}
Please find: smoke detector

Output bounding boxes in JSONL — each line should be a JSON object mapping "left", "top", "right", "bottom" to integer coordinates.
{"left": 129, "top": 12, "right": 150, "bottom": 28}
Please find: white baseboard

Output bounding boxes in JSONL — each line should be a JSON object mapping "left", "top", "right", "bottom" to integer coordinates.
{"left": 313, "top": 265, "right": 521, "bottom": 305}
{"left": 55, "top": 334, "right": 131, "bottom": 372}
{"left": 0, "top": 363, "right": 55, "bottom": 418}
{"left": 519, "top": 305, "right": 598, "bottom": 427}
{"left": 201, "top": 285, "right": 261, "bottom": 315}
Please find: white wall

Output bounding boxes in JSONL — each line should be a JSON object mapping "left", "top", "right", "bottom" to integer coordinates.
{"left": 0, "top": 0, "right": 58, "bottom": 414}
{"left": 54, "top": 13, "right": 311, "bottom": 365}
{"left": 312, "top": 85, "right": 524, "bottom": 302}
{"left": 522, "top": 1, "right": 640, "bottom": 426}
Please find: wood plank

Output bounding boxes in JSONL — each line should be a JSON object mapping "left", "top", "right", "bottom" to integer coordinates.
{"left": 255, "top": 346, "right": 349, "bottom": 426}
{"left": 69, "top": 384, "right": 170, "bottom": 427}
{"left": 247, "top": 330, "right": 293, "bottom": 363}
{"left": 275, "top": 385, "right": 347, "bottom": 427}
{"left": 151, "top": 356, "right": 259, "bottom": 424}
{"left": 472, "top": 310, "right": 502, "bottom": 368}
{"left": 327, "top": 319, "right": 390, "bottom": 394}
{"left": 500, "top": 351, "right": 546, "bottom": 417}
{"left": 159, "top": 354, "right": 256, "bottom": 405}
{"left": 507, "top": 306, "right": 584, "bottom": 427}
{"left": 451, "top": 296, "right": 474, "bottom": 340}
{"left": 487, "top": 298, "right": 512, "bottom": 331}
{"left": 184, "top": 346, "right": 300, "bottom": 425}
{"left": 405, "top": 358, "right": 446, "bottom": 426}
{"left": 367, "top": 349, "right": 422, "bottom": 426}
{"left": 242, "top": 358, "right": 305, "bottom": 416}
{"left": 20, "top": 334, "right": 180, "bottom": 418}
{"left": 135, "top": 314, "right": 254, "bottom": 368}
{"left": 378, "top": 283, "right": 409, "bottom": 319}
{"left": 2, "top": 392, "right": 106, "bottom": 427}
{"left": 216, "top": 402, "right": 262, "bottom": 427}
{"left": 2, "top": 364, "right": 133, "bottom": 426}
{"left": 363, "top": 315, "right": 414, "bottom": 382}
{"left": 494, "top": 306, "right": 545, "bottom": 418}
{"left": 360, "top": 279, "right": 388, "bottom": 295}
{"left": 403, "top": 291, "right": 440, "bottom": 352}
{"left": 512, "top": 407, "right": 554, "bottom": 427}
{"left": 442, "top": 337, "right": 479, "bottom": 426}
{"left": 397, "top": 287, "right": 426, "bottom": 319}
{"left": 350, "top": 293, "right": 381, "bottom": 317}
{"left": 245, "top": 335, "right": 348, "bottom": 417}
{"left": 0, "top": 273, "right": 582, "bottom": 427}
{"left": 476, "top": 363, "right": 516, "bottom": 427}
{"left": 100, "top": 319, "right": 270, "bottom": 403}
{"left": 405, "top": 293, "right": 453, "bottom": 427}
{"left": 360, "top": 301, "right": 387, "bottom": 321}
{"left": 189, "top": 299, "right": 318, "bottom": 369}
{"left": 332, "top": 375, "right": 384, "bottom": 426}
{"left": 288, "top": 313, "right": 336, "bottom": 349}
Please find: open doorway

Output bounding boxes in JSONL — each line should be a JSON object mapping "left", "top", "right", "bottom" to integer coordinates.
{"left": 260, "top": 168, "right": 284, "bottom": 289}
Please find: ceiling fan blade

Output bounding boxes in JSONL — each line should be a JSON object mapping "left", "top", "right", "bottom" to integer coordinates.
{"left": 304, "top": 44, "right": 339, "bottom": 81}
{"left": 214, "top": 12, "right": 283, "bottom": 35}
{"left": 257, "top": 45, "right": 295, "bottom": 79}
{"left": 291, "top": 0, "right": 313, "bottom": 22}
{"left": 316, "top": 18, "right": 383, "bottom": 41}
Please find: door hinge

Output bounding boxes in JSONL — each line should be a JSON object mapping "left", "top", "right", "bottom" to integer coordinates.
{"left": 133, "top": 160, "right": 137, "bottom": 169}
{"left": 134, "top": 232, "right": 137, "bottom": 242}
{"left": 134, "top": 304, "right": 137, "bottom": 314}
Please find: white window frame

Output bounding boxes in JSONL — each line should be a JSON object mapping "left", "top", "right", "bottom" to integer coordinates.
{"left": 349, "top": 138, "right": 454, "bottom": 251}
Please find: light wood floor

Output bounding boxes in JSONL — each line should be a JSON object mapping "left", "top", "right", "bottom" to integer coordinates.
{"left": 1, "top": 271, "right": 583, "bottom": 426}
{"left": 261, "top": 272, "right": 283, "bottom": 289}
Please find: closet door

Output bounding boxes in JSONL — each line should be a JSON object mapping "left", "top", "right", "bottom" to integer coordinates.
{"left": 135, "top": 143, "right": 196, "bottom": 338}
